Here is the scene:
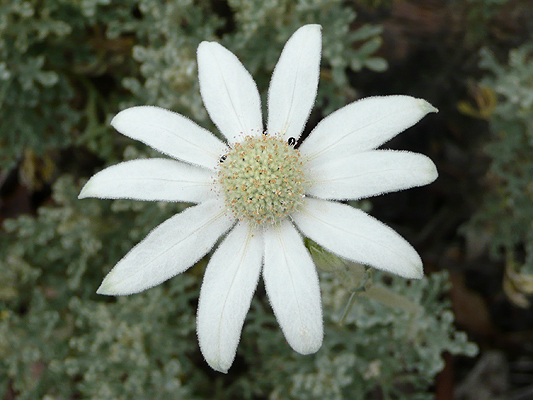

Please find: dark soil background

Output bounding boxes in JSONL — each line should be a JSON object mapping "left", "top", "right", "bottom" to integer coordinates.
{"left": 349, "top": 1, "right": 533, "bottom": 399}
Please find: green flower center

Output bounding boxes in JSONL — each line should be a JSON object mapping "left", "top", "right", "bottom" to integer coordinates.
{"left": 218, "top": 135, "right": 306, "bottom": 225}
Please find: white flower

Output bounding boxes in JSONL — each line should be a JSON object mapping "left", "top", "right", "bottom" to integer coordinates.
{"left": 79, "top": 24, "right": 438, "bottom": 373}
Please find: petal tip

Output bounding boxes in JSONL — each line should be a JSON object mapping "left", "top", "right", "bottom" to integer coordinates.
{"left": 301, "top": 24, "right": 322, "bottom": 33}
{"left": 109, "top": 106, "right": 147, "bottom": 130}
{"left": 418, "top": 99, "right": 438, "bottom": 114}
{"left": 197, "top": 41, "right": 221, "bottom": 57}
{"left": 197, "top": 40, "right": 211, "bottom": 53}
{"left": 110, "top": 109, "right": 126, "bottom": 129}
{"left": 406, "top": 260, "right": 424, "bottom": 280}
{"left": 420, "top": 156, "right": 439, "bottom": 185}
{"left": 78, "top": 182, "right": 91, "bottom": 199}
{"left": 208, "top": 360, "right": 230, "bottom": 374}
{"left": 412, "top": 267, "right": 424, "bottom": 280}
{"left": 293, "top": 337, "right": 323, "bottom": 355}
{"left": 293, "top": 24, "right": 322, "bottom": 44}
{"left": 428, "top": 161, "right": 439, "bottom": 183}
{"left": 200, "top": 342, "right": 233, "bottom": 373}
{"left": 96, "top": 271, "right": 124, "bottom": 295}
{"left": 96, "top": 280, "right": 114, "bottom": 296}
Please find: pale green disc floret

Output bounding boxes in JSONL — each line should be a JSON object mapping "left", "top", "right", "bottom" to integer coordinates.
{"left": 219, "top": 135, "right": 306, "bottom": 225}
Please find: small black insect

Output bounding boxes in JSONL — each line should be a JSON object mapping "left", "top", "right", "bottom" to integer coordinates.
{"left": 288, "top": 137, "right": 296, "bottom": 146}
{"left": 220, "top": 155, "right": 227, "bottom": 163}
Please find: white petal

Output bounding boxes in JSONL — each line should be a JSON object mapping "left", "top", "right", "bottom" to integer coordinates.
{"left": 197, "top": 221, "right": 263, "bottom": 373}
{"left": 299, "top": 96, "right": 438, "bottom": 161}
{"left": 263, "top": 220, "right": 323, "bottom": 355}
{"left": 267, "top": 24, "right": 322, "bottom": 141}
{"left": 78, "top": 159, "right": 216, "bottom": 203}
{"left": 305, "top": 150, "right": 438, "bottom": 201}
{"left": 111, "top": 106, "right": 228, "bottom": 170}
{"left": 197, "top": 42, "right": 263, "bottom": 144}
{"left": 292, "top": 198, "right": 423, "bottom": 279}
{"left": 97, "top": 199, "right": 235, "bottom": 296}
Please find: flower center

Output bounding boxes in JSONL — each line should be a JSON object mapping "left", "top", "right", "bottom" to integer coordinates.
{"left": 218, "top": 135, "right": 306, "bottom": 225}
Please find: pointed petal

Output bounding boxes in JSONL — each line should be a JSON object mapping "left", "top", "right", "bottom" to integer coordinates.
{"left": 267, "top": 24, "right": 322, "bottom": 141}
{"left": 292, "top": 198, "right": 423, "bottom": 279}
{"left": 197, "top": 221, "right": 263, "bottom": 373}
{"left": 197, "top": 42, "right": 263, "bottom": 144}
{"left": 78, "top": 159, "right": 216, "bottom": 203}
{"left": 111, "top": 106, "right": 228, "bottom": 170}
{"left": 306, "top": 150, "right": 438, "bottom": 201}
{"left": 299, "top": 96, "right": 438, "bottom": 161}
{"left": 97, "top": 199, "right": 235, "bottom": 296}
{"left": 263, "top": 220, "right": 323, "bottom": 355}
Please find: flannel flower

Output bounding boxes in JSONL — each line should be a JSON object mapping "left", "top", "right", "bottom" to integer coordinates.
{"left": 79, "top": 24, "right": 438, "bottom": 373}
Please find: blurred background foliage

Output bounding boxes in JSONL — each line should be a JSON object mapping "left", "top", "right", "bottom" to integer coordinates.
{"left": 1, "top": 0, "right": 533, "bottom": 399}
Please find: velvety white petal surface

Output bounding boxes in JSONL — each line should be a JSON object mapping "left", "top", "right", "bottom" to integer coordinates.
{"left": 78, "top": 159, "right": 216, "bottom": 203}
{"left": 292, "top": 198, "right": 423, "bottom": 279}
{"left": 97, "top": 199, "right": 235, "bottom": 296}
{"left": 263, "top": 220, "right": 323, "bottom": 355}
{"left": 299, "top": 96, "right": 438, "bottom": 162}
{"left": 197, "top": 221, "right": 263, "bottom": 373}
{"left": 267, "top": 24, "right": 321, "bottom": 141}
{"left": 111, "top": 106, "right": 228, "bottom": 170}
{"left": 305, "top": 150, "right": 438, "bottom": 201}
{"left": 197, "top": 42, "right": 263, "bottom": 144}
